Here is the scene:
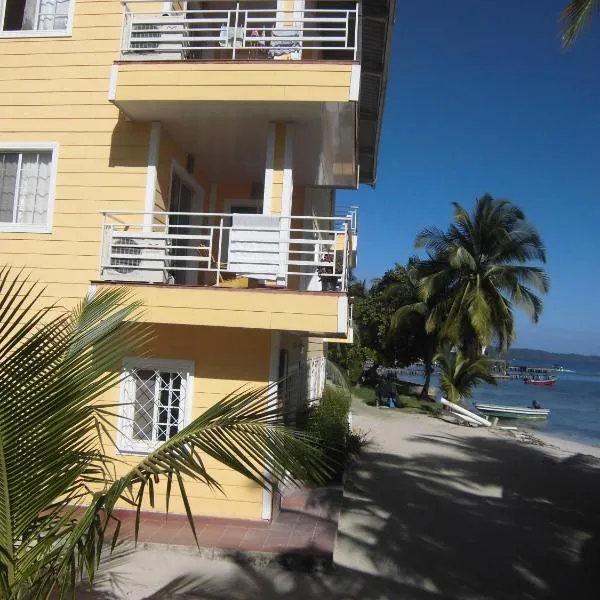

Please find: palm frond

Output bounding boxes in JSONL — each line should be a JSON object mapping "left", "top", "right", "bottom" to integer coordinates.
{"left": 0, "top": 270, "right": 150, "bottom": 598}
{"left": 561, "top": 0, "right": 600, "bottom": 47}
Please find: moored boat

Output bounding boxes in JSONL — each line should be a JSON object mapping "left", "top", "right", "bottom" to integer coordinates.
{"left": 474, "top": 403, "right": 550, "bottom": 420}
{"left": 524, "top": 377, "right": 557, "bottom": 387}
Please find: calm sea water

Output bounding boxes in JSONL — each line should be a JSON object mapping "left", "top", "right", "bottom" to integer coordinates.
{"left": 401, "top": 362, "right": 600, "bottom": 447}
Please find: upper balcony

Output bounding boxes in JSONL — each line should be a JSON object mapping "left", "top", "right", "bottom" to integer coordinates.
{"left": 120, "top": 1, "right": 359, "bottom": 62}
{"left": 95, "top": 209, "right": 357, "bottom": 337}
{"left": 110, "top": 1, "right": 361, "bottom": 109}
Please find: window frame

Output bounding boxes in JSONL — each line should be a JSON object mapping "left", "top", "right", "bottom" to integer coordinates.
{"left": 117, "top": 357, "right": 195, "bottom": 456}
{"left": 0, "top": 142, "right": 58, "bottom": 233}
{"left": 0, "top": 0, "right": 76, "bottom": 38}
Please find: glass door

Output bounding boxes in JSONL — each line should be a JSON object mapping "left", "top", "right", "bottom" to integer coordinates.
{"left": 169, "top": 171, "right": 195, "bottom": 284}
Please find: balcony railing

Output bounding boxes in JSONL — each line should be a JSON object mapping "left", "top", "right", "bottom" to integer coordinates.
{"left": 120, "top": 1, "right": 359, "bottom": 61}
{"left": 99, "top": 211, "right": 355, "bottom": 292}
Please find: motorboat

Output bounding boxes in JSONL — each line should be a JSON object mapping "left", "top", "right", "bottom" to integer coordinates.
{"left": 474, "top": 403, "right": 550, "bottom": 420}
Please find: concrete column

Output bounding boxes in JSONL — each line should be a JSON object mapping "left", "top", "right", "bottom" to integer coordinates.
{"left": 263, "top": 122, "right": 295, "bottom": 286}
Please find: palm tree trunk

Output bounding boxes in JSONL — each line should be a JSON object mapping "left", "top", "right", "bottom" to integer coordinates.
{"left": 420, "top": 337, "right": 436, "bottom": 399}
{"left": 462, "top": 328, "right": 482, "bottom": 360}
{"left": 420, "top": 365, "right": 433, "bottom": 399}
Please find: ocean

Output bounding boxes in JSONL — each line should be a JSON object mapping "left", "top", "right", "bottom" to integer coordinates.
{"left": 401, "top": 362, "right": 600, "bottom": 447}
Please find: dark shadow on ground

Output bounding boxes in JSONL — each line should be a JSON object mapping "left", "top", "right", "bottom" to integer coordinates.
{"left": 80, "top": 435, "right": 600, "bottom": 599}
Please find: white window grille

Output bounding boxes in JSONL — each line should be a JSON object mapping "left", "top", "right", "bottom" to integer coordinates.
{"left": 0, "top": 149, "right": 55, "bottom": 228}
{"left": 118, "top": 359, "right": 194, "bottom": 454}
{"left": 1, "top": 0, "right": 71, "bottom": 33}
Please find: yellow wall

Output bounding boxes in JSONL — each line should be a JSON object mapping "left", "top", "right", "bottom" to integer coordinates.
{"left": 269, "top": 122, "right": 287, "bottom": 216}
{"left": 114, "top": 62, "right": 354, "bottom": 105}
{"left": 155, "top": 126, "right": 210, "bottom": 212}
{"left": 0, "top": 0, "right": 148, "bottom": 310}
{"left": 101, "top": 324, "right": 271, "bottom": 519}
{"left": 97, "top": 282, "right": 344, "bottom": 336}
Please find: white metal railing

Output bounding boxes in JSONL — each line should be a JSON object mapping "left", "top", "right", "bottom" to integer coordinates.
{"left": 120, "top": 1, "right": 359, "bottom": 61}
{"left": 99, "top": 211, "right": 354, "bottom": 292}
{"left": 308, "top": 355, "right": 327, "bottom": 403}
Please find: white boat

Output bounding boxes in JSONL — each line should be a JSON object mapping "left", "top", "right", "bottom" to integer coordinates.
{"left": 474, "top": 403, "right": 550, "bottom": 420}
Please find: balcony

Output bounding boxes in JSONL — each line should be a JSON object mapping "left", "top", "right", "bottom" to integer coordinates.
{"left": 95, "top": 210, "right": 356, "bottom": 336}
{"left": 110, "top": 1, "right": 362, "bottom": 157}
{"left": 119, "top": 1, "right": 359, "bottom": 62}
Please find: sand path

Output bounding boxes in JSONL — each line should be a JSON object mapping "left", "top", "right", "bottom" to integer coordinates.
{"left": 82, "top": 399, "right": 600, "bottom": 599}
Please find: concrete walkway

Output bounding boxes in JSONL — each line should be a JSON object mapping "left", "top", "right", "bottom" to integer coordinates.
{"left": 81, "top": 398, "right": 600, "bottom": 599}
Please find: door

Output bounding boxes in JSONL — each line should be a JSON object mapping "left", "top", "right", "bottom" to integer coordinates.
{"left": 169, "top": 171, "right": 195, "bottom": 284}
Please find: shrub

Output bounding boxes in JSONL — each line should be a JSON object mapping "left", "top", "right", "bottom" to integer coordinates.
{"left": 306, "top": 386, "right": 353, "bottom": 478}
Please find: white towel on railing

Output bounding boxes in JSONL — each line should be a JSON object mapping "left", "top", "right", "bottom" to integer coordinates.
{"left": 228, "top": 214, "right": 280, "bottom": 280}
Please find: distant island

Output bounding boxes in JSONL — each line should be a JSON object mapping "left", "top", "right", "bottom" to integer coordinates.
{"left": 488, "top": 348, "right": 600, "bottom": 366}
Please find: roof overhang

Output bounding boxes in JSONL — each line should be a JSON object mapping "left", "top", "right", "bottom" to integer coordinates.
{"left": 358, "top": 0, "right": 396, "bottom": 187}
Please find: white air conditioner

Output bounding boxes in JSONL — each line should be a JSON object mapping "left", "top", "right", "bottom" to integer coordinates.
{"left": 129, "top": 15, "right": 185, "bottom": 59}
{"left": 103, "top": 234, "right": 171, "bottom": 284}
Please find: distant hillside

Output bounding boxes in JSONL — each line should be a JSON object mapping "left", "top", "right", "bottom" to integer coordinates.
{"left": 488, "top": 348, "right": 600, "bottom": 366}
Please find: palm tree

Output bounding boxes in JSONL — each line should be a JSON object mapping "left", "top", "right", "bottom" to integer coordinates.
{"left": 388, "top": 262, "right": 439, "bottom": 399}
{"left": 436, "top": 346, "right": 497, "bottom": 405}
{"left": 416, "top": 194, "right": 549, "bottom": 358}
{"left": 0, "top": 268, "right": 329, "bottom": 599}
{"left": 561, "top": 0, "right": 600, "bottom": 47}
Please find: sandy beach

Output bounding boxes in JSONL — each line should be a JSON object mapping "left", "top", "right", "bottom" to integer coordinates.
{"left": 81, "top": 398, "right": 600, "bottom": 599}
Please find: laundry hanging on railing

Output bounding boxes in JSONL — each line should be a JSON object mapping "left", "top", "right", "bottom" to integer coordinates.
{"left": 268, "top": 28, "right": 301, "bottom": 59}
{"left": 228, "top": 214, "right": 280, "bottom": 280}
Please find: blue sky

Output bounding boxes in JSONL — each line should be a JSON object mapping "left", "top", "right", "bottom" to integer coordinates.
{"left": 340, "top": 0, "right": 600, "bottom": 355}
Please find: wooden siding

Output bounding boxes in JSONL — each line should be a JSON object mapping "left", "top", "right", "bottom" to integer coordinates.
{"left": 97, "top": 283, "right": 343, "bottom": 336}
{"left": 99, "top": 324, "right": 271, "bottom": 518}
{"left": 0, "top": 0, "right": 148, "bottom": 309}
{"left": 115, "top": 62, "right": 353, "bottom": 104}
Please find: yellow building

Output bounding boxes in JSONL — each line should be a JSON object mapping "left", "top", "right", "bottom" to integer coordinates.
{"left": 0, "top": 0, "right": 393, "bottom": 521}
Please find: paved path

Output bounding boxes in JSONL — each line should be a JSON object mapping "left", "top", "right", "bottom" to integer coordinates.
{"left": 82, "top": 399, "right": 600, "bottom": 599}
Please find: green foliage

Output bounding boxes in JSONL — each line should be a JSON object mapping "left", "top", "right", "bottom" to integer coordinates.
{"left": 356, "top": 383, "right": 441, "bottom": 416}
{"left": 416, "top": 195, "right": 549, "bottom": 357}
{"left": 394, "top": 396, "right": 443, "bottom": 416}
{"left": 436, "top": 346, "right": 498, "bottom": 405}
{"left": 0, "top": 269, "right": 330, "bottom": 599}
{"left": 327, "top": 341, "right": 376, "bottom": 384}
{"left": 351, "top": 385, "right": 376, "bottom": 404}
{"left": 560, "top": 0, "right": 599, "bottom": 47}
{"left": 387, "top": 260, "right": 440, "bottom": 396}
{"left": 307, "top": 386, "right": 355, "bottom": 476}
{"left": 350, "top": 263, "right": 435, "bottom": 368}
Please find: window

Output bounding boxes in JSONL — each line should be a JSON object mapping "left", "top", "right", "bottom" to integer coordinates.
{"left": 0, "top": 146, "right": 57, "bottom": 232}
{"left": 118, "top": 359, "right": 193, "bottom": 454}
{"left": 1, "top": 0, "right": 72, "bottom": 34}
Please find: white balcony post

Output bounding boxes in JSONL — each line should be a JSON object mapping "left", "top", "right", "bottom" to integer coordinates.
{"left": 100, "top": 213, "right": 110, "bottom": 278}
{"left": 144, "top": 121, "right": 161, "bottom": 232}
{"left": 232, "top": 2, "right": 239, "bottom": 59}
{"left": 354, "top": 2, "right": 360, "bottom": 61}
{"left": 121, "top": 3, "right": 129, "bottom": 56}
{"left": 216, "top": 216, "right": 224, "bottom": 284}
{"left": 341, "top": 221, "right": 349, "bottom": 292}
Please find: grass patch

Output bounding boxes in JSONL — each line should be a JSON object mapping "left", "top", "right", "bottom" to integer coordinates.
{"left": 352, "top": 385, "right": 376, "bottom": 404}
{"left": 354, "top": 383, "right": 441, "bottom": 416}
{"left": 396, "top": 395, "right": 442, "bottom": 416}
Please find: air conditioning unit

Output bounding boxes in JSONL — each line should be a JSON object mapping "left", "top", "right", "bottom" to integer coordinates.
{"left": 129, "top": 15, "right": 185, "bottom": 59}
{"left": 102, "top": 234, "right": 171, "bottom": 284}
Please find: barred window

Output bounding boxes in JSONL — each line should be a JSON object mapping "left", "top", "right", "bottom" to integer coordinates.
{"left": 118, "top": 359, "right": 193, "bottom": 454}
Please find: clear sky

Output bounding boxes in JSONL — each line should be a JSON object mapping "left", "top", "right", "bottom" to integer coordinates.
{"left": 339, "top": 0, "right": 600, "bottom": 355}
